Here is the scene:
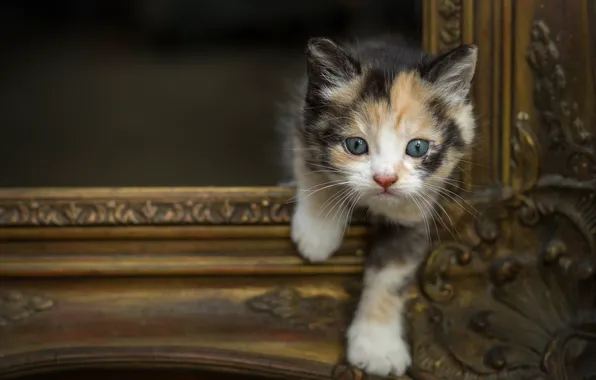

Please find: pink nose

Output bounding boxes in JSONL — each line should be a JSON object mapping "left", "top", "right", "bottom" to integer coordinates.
{"left": 373, "top": 174, "right": 398, "bottom": 189}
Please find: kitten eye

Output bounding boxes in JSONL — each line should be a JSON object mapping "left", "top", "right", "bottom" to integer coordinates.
{"left": 405, "top": 139, "right": 430, "bottom": 158}
{"left": 344, "top": 137, "right": 368, "bottom": 155}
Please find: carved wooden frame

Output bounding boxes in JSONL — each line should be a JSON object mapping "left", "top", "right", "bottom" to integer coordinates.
{"left": 1, "top": 1, "right": 595, "bottom": 379}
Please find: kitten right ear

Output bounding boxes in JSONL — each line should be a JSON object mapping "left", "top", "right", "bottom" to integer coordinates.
{"left": 419, "top": 44, "right": 478, "bottom": 105}
{"left": 306, "top": 38, "right": 361, "bottom": 90}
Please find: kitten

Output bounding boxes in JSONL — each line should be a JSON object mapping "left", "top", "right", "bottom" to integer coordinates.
{"left": 281, "top": 35, "right": 477, "bottom": 377}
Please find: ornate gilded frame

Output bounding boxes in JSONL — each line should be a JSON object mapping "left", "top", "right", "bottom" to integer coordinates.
{"left": 1, "top": 1, "right": 595, "bottom": 379}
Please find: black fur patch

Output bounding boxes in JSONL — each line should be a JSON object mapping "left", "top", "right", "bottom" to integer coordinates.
{"left": 421, "top": 145, "right": 446, "bottom": 174}
{"left": 300, "top": 104, "right": 347, "bottom": 173}
{"left": 420, "top": 98, "right": 466, "bottom": 174}
{"left": 427, "top": 97, "right": 448, "bottom": 117}
{"left": 302, "top": 96, "right": 328, "bottom": 127}
{"left": 366, "top": 221, "right": 429, "bottom": 268}
{"left": 444, "top": 120, "right": 465, "bottom": 150}
{"left": 359, "top": 69, "right": 392, "bottom": 100}
{"left": 320, "top": 120, "right": 345, "bottom": 147}
{"left": 428, "top": 98, "right": 465, "bottom": 151}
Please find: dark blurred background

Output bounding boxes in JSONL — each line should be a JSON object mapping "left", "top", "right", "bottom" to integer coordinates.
{"left": 0, "top": 0, "right": 422, "bottom": 187}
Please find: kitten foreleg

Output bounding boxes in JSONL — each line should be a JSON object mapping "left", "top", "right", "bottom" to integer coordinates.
{"left": 291, "top": 175, "right": 348, "bottom": 263}
{"left": 347, "top": 224, "right": 428, "bottom": 376}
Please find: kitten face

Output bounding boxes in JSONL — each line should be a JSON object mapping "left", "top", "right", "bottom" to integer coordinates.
{"left": 300, "top": 38, "right": 477, "bottom": 205}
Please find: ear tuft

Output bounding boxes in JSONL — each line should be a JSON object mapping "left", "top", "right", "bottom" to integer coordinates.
{"left": 305, "top": 37, "right": 361, "bottom": 91}
{"left": 420, "top": 44, "right": 478, "bottom": 104}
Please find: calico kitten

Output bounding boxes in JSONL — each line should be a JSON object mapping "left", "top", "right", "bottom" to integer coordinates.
{"left": 282, "top": 36, "right": 477, "bottom": 376}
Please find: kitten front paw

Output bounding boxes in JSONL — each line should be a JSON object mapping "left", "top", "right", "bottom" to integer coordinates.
{"left": 291, "top": 205, "right": 343, "bottom": 263}
{"left": 347, "top": 320, "right": 411, "bottom": 377}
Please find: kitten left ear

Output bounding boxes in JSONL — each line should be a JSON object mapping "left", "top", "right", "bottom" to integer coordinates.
{"left": 305, "top": 38, "right": 361, "bottom": 90}
{"left": 419, "top": 44, "right": 478, "bottom": 104}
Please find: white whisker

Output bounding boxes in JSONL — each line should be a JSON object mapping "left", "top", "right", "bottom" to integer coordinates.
{"left": 420, "top": 188, "right": 461, "bottom": 242}
{"left": 318, "top": 186, "right": 353, "bottom": 220}
{"left": 411, "top": 192, "right": 441, "bottom": 244}
{"left": 424, "top": 180, "right": 478, "bottom": 218}
{"left": 406, "top": 193, "right": 432, "bottom": 245}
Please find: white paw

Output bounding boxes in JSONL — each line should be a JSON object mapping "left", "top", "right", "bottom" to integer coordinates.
{"left": 291, "top": 204, "right": 343, "bottom": 263}
{"left": 347, "top": 320, "right": 411, "bottom": 377}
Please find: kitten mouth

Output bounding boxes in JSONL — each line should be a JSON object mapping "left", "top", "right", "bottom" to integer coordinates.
{"left": 376, "top": 189, "right": 398, "bottom": 197}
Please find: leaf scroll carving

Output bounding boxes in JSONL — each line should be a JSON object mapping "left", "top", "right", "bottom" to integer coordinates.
{"left": 511, "top": 112, "right": 541, "bottom": 193}
{"left": 526, "top": 19, "right": 595, "bottom": 181}
{"left": 408, "top": 183, "right": 596, "bottom": 379}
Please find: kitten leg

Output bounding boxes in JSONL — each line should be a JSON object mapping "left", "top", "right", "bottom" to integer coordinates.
{"left": 347, "top": 224, "right": 428, "bottom": 377}
{"left": 291, "top": 175, "right": 349, "bottom": 263}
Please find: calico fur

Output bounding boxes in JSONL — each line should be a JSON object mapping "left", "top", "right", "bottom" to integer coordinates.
{"left": 280, "top": 35, "right": 477, "bottom": 377}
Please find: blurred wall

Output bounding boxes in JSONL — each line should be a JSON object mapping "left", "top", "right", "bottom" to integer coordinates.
{"left": 0, "top": 1, "right": 422, "bottom": 187}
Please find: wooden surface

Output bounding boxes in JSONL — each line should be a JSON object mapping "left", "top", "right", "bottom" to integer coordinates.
{"left": 0, "top": 188, "right": 368, "bottom": 380}
{"left": 0, "top": 276, "right": 356, "bottom": 379}
{"left": 22, "top": 369, "right": 268, "bottom": 380}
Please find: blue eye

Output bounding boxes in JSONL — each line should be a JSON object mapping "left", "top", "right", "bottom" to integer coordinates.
{"left": 405, "top": 139, "right": 430, "bottom": 158}
{"left": 344, "top": 137, "right": 368, "bottom": 155}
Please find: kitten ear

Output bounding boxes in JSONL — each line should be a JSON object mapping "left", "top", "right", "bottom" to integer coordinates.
{"left": 305, "top": 38, "right": 361, "bottom": 90}
{"left": 420, "top": 44, "right": 478, "bottom": 104}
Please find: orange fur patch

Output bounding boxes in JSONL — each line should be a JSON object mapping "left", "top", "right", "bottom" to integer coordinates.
{"left": 363, "top": 289, "right": 402, "bottom": 323}
{"left": 389, "top": 73, "right": 429, "bottom": 128}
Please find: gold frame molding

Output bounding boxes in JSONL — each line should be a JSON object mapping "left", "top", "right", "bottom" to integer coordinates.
{"left": 1, "top": 1, "right": 595, "bottom": 379}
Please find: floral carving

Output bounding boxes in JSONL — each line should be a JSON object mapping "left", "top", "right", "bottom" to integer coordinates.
{"left": 0, "top": 291, "right": 54, "bottom": 327}
{"left": 0, "top": 199, "right": 292, "bottom": 227}
{"left": 437, "top": 0, "right": 462, "bottom": 53}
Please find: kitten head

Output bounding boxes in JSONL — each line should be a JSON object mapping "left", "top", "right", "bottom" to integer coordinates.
{"left": 300, "top": 37, "right": 477, "bottom": 204}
